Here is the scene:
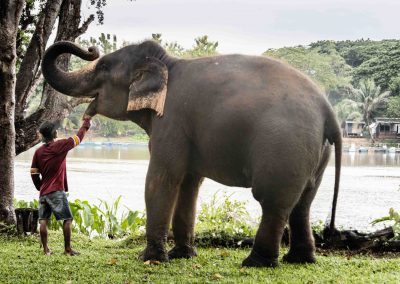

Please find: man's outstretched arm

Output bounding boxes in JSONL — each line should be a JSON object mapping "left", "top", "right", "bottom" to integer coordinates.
{"left": 54, "top": 117, "right": 92, "bottom": 152}
{"left": 71, "top": 116, "right": 91, "bottom": 147}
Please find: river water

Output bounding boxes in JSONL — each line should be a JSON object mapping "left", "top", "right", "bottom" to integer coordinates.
{"left": 15, "top": 143, "right": 400, "bottom": 231}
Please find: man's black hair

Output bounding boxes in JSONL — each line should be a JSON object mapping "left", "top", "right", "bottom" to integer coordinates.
{"left": 39, "top": 121, "right": 58, "bottom": 143}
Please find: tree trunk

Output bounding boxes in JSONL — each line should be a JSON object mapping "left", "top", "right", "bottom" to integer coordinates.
{"left": 365, "top": 118, "right": 375, "bottom": 143}
{"left": 0, "top": 0, "right": 25, "bottom": 225}
{"left": 15, "top": 0, "right": 94, "bottom": 155}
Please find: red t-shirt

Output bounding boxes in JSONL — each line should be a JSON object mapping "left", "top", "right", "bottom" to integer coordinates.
{"left": 31, "top": 121, "right": 90, "bottom": 196}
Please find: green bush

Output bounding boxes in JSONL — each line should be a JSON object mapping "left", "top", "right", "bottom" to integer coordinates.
{"left": 372, "top": 208, "right": 400, "bottom": 240}
{"left": 14, "top": 196, "right": 145, "bottom": 238}
{"left": 195, "top": 192, "right": 257, "bottom": 247}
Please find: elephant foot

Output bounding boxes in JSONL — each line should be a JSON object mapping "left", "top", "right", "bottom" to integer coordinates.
{"left": 242, "top": 250, "right": 278, "bottom": 268}
{"left": 282, "top": 250, "right": 316, "bottom": 264}
{"left": 168, "top": 245, "right": 197, "bottom": 259}
{"left": 139, "top": 245, "right": 169, "bottom": 262}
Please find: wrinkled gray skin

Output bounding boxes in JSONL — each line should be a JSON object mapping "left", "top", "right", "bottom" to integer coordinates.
{"left": 42, "top": 41, "right": 342, "bottom": 267}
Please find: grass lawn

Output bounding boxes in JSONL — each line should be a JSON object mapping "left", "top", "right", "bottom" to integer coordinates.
{"left": 1, "top": 231, "right": 399, "bottom": 283}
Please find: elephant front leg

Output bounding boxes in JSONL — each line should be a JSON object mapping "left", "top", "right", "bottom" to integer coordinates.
{"left": 168, "top": 174, "right": 203, "bottom": 259}
{"left": 139, "top": 172, "right": 181, "bottom": 262}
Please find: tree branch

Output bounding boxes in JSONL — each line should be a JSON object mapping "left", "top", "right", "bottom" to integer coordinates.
{"left": 15, "top": 0, "right": 63, "bottom": 120}
{"left": 76, "top": 14, "right": 95, "bottom": 38}
{"left": 16, "top": 0, "right": 94, "bottom": 155}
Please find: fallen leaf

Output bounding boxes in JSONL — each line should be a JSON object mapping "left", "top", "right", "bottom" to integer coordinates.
{"left": 220, "top": 250, "right": 230, "bottom": 258}
{"left": 192, "top": 264, "right": 202, "bottom": 269}
{"left": 150, "top": 260, "right": 160, "bottom": 265}
{"left": 143, "top": 260, "right": 160, "bottom": 265}
{"left": 109, "top": 258, "right": 118, "bottom": 265}
{"left": 213, "top": 273, "right": 223, "bottom": 280}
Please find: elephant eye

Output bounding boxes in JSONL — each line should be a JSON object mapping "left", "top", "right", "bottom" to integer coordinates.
{"left": 133, "top": 72, "right": 143, "bottom": 81}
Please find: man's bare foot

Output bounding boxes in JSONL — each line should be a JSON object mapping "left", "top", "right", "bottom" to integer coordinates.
{"left": 64, "top": 249, "right": 80, "bottom": 256}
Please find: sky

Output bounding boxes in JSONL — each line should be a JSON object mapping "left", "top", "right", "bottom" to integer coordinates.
{"left": 82, "top": 0, "right": 400, "bottom": 55}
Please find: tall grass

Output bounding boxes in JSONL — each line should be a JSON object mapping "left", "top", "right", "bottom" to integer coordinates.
{"left": 195, "top": 192, "right": 258, "bottom": 246}
{"left": 14, "top": 195, "right": 145, "bottom": 238}
{"left": 15, "top": 193, "right": 399, "bottom": 243}
{"left": 372, "top": 208, "right": 400, "bottom": 240}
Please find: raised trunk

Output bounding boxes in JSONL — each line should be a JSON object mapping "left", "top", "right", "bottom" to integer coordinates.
{"left": 41, "top": 41, "right": 100, "bottom": 97}
{"left": 0, "top": 0, "right": 25, "bottom": 225}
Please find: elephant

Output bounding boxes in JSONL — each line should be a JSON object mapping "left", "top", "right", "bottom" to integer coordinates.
{"left": 41, "top": 40, "right": 342, "bottom": 267}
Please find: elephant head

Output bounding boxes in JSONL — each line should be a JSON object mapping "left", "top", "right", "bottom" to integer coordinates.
{"left": 41, "top": 41, "right": 172, "bottom": 120}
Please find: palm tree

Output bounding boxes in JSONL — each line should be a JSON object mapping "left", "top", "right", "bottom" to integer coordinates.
{"left": 345, "top": 79, "right": 390, "bottom": 142}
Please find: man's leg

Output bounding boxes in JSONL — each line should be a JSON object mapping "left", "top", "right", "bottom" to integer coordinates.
{"left": 39, "top": 219, "right": 51, "bottom": 255}
{"left": 63, "top": 219, "right": 79, "bottom": 255}
{"left": 38, "top": 195, "right": 52, "bottom": 255}
{"left": 45, "top": 191, "right": 79, "bottom": 256}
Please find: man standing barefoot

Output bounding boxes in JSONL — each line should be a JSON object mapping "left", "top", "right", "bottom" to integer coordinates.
{"left": 30, "top": 116, "right": 91, "bottom": 255}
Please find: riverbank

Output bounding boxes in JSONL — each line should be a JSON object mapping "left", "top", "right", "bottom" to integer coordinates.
{"left": 58, "top": 132, "right": 149, "bottom": 144}
{"left": 1, "top": 231, "right": 399, "bottom": 283}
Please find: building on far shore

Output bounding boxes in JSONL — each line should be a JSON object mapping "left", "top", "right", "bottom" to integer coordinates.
{"left": 370, "top": 117, "right": 400, "bottom": 139}
{"left": 343, "top": 118, "right": 400, "bottom": 140}
{"left": 343, "top": 120, "right": 366, "bottom": 137}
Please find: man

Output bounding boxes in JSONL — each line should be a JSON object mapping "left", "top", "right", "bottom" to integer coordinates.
{"left": 30, "top": 116, "right": 91, "bottom": 255}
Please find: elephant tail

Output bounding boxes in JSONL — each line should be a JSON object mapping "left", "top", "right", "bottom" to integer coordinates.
{"left": 325, "top": 113, "right": 342, "bottom": 233}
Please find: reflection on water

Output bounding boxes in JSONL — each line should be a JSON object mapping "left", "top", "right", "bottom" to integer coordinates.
{"left": 331, "top": 151, "right": 400, "bottom": 167}
{"left": 17, "top": 143, "right": 151, "bottom": 161}
{"left": 15, "top": 145, "right": 400, "bottom": 230}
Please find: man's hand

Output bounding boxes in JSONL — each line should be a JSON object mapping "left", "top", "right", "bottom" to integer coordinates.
{"left": 82, "top": 113, "right": 92, "bottom": 120}
{"left": 81, "top": 116, "right": 91, "bottom": 130}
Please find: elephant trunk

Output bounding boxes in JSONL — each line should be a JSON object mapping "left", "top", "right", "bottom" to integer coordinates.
{"left": 41, "top": 41, "right": 100, "bottom": 97}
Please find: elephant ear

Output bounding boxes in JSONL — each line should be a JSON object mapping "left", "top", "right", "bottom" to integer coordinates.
{"left": 127, "top": 57, "right": 168, "bottom": 117}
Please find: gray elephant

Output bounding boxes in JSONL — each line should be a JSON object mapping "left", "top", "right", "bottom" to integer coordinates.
{"left": 41, "top": 40, "right": 342, "bottom": 267}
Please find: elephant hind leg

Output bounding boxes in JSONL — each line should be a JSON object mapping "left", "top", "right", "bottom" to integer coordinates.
{"left": 283, "top": 145, "right": 331, "bottom": 264}
{"left": 242, "top": 203, "right": 289, "bottom": 268}
{"left": 244, "top": 164, "right": 309, "bottom": 267}
{"left": 168, "top": 174, "right": 203, "bottom": 259}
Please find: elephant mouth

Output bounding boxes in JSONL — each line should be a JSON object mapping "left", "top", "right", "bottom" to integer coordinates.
{"left": 90, "top": 92, "right": 99, "bottom": 98}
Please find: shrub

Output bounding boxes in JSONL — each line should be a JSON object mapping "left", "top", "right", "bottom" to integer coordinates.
{"left": 14, "top": 196, "right": 145, "bottom": 238}
{"left": 372, "top": 208, "right": 400, "bottom": 240}
{"left": 195, "top": 192, "right": 257, "bottom": 247}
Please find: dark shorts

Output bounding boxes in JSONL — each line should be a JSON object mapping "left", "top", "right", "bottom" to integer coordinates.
{"left": 39, "top": 190, "right": 73, "bottom": 221}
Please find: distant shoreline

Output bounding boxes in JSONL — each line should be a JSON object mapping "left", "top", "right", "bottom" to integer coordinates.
{"left": 59, "top": 133, "right": 149, "bottom": 144}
